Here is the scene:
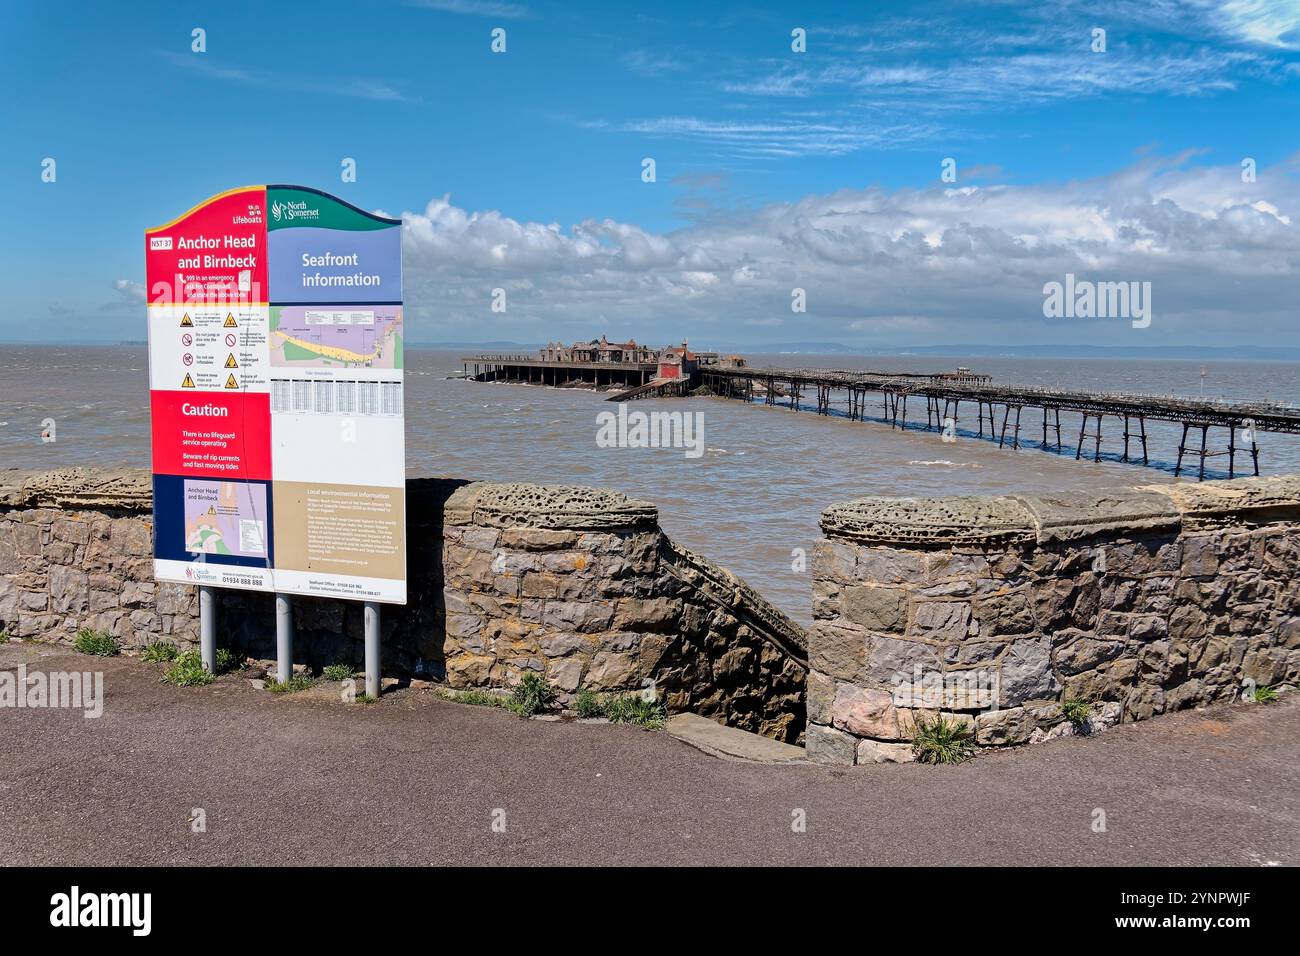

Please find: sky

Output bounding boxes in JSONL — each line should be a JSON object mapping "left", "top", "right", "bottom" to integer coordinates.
{"left": 2, "top": 0, "right": 1299, "bottom": 351}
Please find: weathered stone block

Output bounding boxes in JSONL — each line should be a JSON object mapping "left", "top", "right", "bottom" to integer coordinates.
{"left": 807, "top": 621, "right": 867, "bottom": 681}
{"left": 806, "top": 723, "right": 856, "bottom": 765}
{"left": 912, "top": 601, "right": 972, "bottom": 641}
{"left": 1054, "top": 635, "right": 1126, "bottom": 675}
{"left": 807, "top": 669, "right": 835, "bottom": 725}
{"left": 831, "top": 684, "right": 902, "bottom": 740}
{"left": 612, "top": 597, "right": 681, "bottom": 632}
{"left": 998, "top": 637, "right": 1057, "bottom": 705}
{"left": 973, "top": 588, "right": 1037, "bottom": 637}
{"left": 864, "top": 635, "right": 942, "bottom": 686}
{"left": 855, "top": 739, "right": 915, "bottom": 764}
{"left": 540, "top": 601, "right": 614, "bottom": 633}
{"left": 975, "top": 706, "right": 1035, "bottom": 746}
{"left": 842, "top": 585, "right": 908, "bottom": 633}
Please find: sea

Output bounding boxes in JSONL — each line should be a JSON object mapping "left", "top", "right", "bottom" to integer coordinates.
{"left": 3, "top": 346, "right": 1298, "bottom": 624}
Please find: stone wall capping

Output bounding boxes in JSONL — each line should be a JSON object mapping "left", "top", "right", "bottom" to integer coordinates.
{"left": 1011, "top": 488, "right": 1180, "bottom": 544}
{"left": 1138, "top": 475, "right": 1300, "bottom": 526}
{"left": 0, "top": 467, "right": 153, "bottom": 512}
{"left": 820, "top": 494, "right": 1037, "bottom": 547}
{"left": 822, "top": 476, "right": 1300, "bottom": 549}
{"left": 443, "top": 481, "right": 659, "bottom": 531}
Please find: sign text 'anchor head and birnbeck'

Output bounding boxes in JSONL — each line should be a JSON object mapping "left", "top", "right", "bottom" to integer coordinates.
{"left": 145, "top": 185, "right": 407, "bottom": 603}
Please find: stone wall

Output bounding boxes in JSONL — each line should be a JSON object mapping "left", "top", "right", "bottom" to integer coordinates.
{"left": 0, "top": 468, "right": 806, "bottom": 742}
{"left": 807, "top": 476, "right": 1300, "bottom": 764}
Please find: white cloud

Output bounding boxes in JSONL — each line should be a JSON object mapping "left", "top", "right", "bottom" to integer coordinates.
{"left": 158, "top": 52, "right": 410, "bottom": 102}
{"left": 112, "top": 279, "right": 145, "bottom": 302}
{"left": 399, "top": 154, "right": 1300, "bottom": 346}
{"left": 407, "top": 0, "right": 531, "bottom": 18}
{"left": 1215, "top": 0, "right": 1300, "bottom": 49}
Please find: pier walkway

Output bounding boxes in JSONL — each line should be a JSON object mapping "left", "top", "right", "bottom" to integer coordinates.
{"left": 702, "top": 366, "right": 1300, "bottom": 479}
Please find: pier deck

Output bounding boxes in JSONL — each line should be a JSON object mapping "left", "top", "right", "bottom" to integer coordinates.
{"left": 702, "top": 366, "right": 1300, "bottom": 479}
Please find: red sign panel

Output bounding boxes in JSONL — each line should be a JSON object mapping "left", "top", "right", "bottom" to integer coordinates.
{"left": 145, "top": 187, "right": 268, "bottom": 306}
{"left": 149, "top": 391, "right": 272, "bottom": 480}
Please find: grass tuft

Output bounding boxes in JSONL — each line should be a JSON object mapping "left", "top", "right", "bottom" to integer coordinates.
{"left": 214, "top": 647, "right": 242, "bottom": 674}
{"left": 322, "top": 663, "right": 353, "bottom": 682}
{"left": 0, "top": 630, "right": 10, "bottom": 644}
{"left": 264, "top": 673, "right": 316, "bottom": 694}
{"left": 440, "top": 688, "right": 513, "bottom": 709}
{"left": 601, "top": 694, "right": 666, "bottom": 729}
{"left": 141, "top": 641, "right": 180, "bottom": 663}
{"left": 911, "top": 714, "right": 976, "bottom": 765}
{"left": 573, "top": 688, "right": 603, "bottom": 718}
{"left": 160, "top": 651, "right": 215, "bottom": 687}
{"left": 1062, "top": 698, "right": 1091, "bottom": 729}
{"left": 508, "top": 672, "right": 555, "bottom": 717}
{"left": 74, "top": 628, "right": 119, "bottom": 657}
{"left": 1253, "top": 685, "right": 1278, "bottom": 704}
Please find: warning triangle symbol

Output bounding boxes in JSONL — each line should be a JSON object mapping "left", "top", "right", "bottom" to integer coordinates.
{"left": 223, "top": 313, "right": 238, "bottom": 328}
{"left": 180, "top": 313, "right": 194, "bottom": 327}
{"left": 224, "top": 353, "right": 239, "bottom": 369}
{"left": 181, "top": 373, "right": 195, "bottom": 388}
{"left": 224, "top": 373, "right": 239, "bottom": 389}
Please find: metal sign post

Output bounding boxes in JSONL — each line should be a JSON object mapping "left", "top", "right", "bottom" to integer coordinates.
{"left": 364, "top": 602, "right": 381, "bottom": 699}
{"left": 275, "top": 593, "right": 293, "bottom": 684}
{"left": 199, "top": 586, "right": 216, "bottom": 672}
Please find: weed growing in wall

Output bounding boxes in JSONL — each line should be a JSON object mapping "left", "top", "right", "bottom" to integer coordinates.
{"left": 74, "top": 629, "right": 119, "bottom": 657}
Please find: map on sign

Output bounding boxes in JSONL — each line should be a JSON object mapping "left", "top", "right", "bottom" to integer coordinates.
{"left": 183, "top": 480, "right": 267, "bottom": 558}
{"left": 269, "top": 305, "right": 403, "bottom": 369}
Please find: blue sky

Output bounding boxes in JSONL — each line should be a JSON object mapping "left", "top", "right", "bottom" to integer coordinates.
{"left": 2, "top": 0, "right": 1299, "bottom": 349}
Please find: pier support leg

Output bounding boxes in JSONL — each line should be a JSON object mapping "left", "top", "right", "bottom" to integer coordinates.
{"left": 1175, "top": 423, "right": 1189, "bottom": 476}
{"left": 1140, "top": 416, "right": 1148, "bottom": 465}
{"left": 1076, "top": 414, "right": 1088, "bottom": 460}
{"left": 199, "top": 586, "right": 216, "bottom": 673}
{"left": 364, "top": 601, "right": 381, "bottom": 699}
{"left": 1122, "top": 416, "right": 1130, "bottom": 463}
{"left": 1228, "top": 425, "right": 1236, "bottom": 478}
{"left": 1198, "top": 425, "right": 1208, "bottom": 481}
{"left": 999, "top": 404, "right": 1011, "bottom": 448}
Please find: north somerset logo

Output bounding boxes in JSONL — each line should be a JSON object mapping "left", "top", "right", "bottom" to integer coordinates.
{"left": 270, "top": 199, "right": 318, "bottom": 223}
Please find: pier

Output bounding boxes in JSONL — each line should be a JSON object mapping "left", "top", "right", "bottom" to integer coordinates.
{"left": 460, "top": 354, "right": 659, "bottom": 390}
{"left": 701, "top": 366, "right": 1300, "bottom": 479}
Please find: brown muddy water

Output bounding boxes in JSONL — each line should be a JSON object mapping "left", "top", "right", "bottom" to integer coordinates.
{"left": 3, "top": 346, "right": 1299, "bottom": 624}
